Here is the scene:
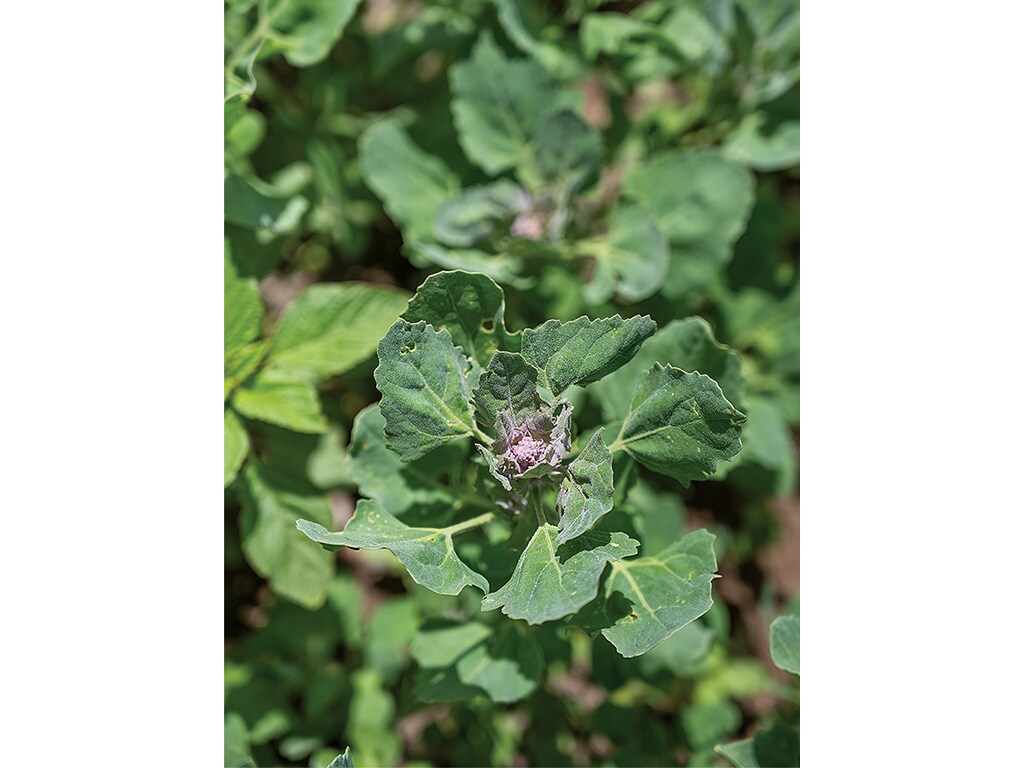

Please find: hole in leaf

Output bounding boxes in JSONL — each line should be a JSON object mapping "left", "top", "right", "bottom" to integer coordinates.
{"left": 400, "top": 341, "right": 417, "bottom": 355}
{"left": 480, "top": 319, "right": 495, "bottom": 332}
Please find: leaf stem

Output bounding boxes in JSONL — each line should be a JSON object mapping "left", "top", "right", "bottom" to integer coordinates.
{"left": 442, "top": 512, "right": 496, "bottom": 536}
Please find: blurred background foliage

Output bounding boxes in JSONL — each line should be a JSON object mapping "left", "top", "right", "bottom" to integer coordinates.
{"left": 225, "top": 0, "right": 798, "bottom": 765}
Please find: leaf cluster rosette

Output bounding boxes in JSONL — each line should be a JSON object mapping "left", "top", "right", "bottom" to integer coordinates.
{"left": 297, "top": 270, "right": 747, "bottom": 665}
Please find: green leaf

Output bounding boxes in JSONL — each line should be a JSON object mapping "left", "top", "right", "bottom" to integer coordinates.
{"left": 412, "top": 620, "right": 543, "bottom": 703}
{"left": 224, "top": 340, "right": 271, "bottom": 398}
{"left": 224, "top": 713, "right": 255, "bottom": 768}
{"left": 556, "top": 429, "right": 613, "bottom": 544}
{"left": 225, "top": 172, "right": 308, "bottom": 241}
{"left": 624, "top": 150, "right": 754, "bottom": 294}
{"left": 232, "top": 367, "right": 328, "bottom": 434}
{"left": 326, "top": 747, "right": 354, "bottom": 768}
{"left": 239, "top": 462, "right": 333, "bottom": 609}
{"left": 433, "top": 180, "right": 524, "bottom": 247}
{"left": 402, "top": 270, "right": 518, "bottom": 368}
{"left": 267, "top": 283, "right": 410, "bottom": 380}
{"left": 347, "top": 404, "right": 469, "bottom": 523}
{"left": 590, "top": 317, "right": 747, "bottom": 421}
{"left": 472, "top": 352, "right": 542, "bottom": 434}
{"left": 224, "top": 409, "right": 250, "bottom": 487}
{"left": 529, "top": 108, "right": 602, "bottom": 195}
{"left": 723, "top": 113, "right": 800, "bottom": 171}
{"left": 495, "top": 0, "right": 584, "bottom": 79}
{"left": 296, "top": 499, "right": 490, "bottom": 596}
{"left": 374, "top": 320, "right": 480, "bottom": 460}
{"left": 611, "top": 364, "right": 745, "bottom": 486}
{"left": 411, "top": 244, "right": 526, "bottom": 286}
{"left": 359, "top": 119, "right": 459, "bottom": 243}
{"left": 450, "top": 32, "right": 577, "bottom": 175}
{"left": 265, "top": 0, "right": 361, "bottom": 68}
{"left": 521, "top": 314, "right": 657, "bottom": 396}
{"left": 582, "top": 202, "right": 668, "bottom": 303}
{"left": 482, "top": 527, "right": 639, "bottom": 624}
{"left": 347, "top": 670, "right": 399, "bottom": 768}
{"left": 225, "top": 240, "right": 263, "bottom": 355}
{"left": 599, "top": 529, "right": 719, "bottom": 657}
{"left": 769, "top": 615, "right": 800, "bottom": 674}
{"left": 716, "top": 738, "right": 758, "bottom": 768}
{"left": 682, "top": 700, "right": 742, "bottom": 751}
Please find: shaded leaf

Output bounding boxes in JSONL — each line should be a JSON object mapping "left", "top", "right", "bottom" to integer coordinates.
{"left": 582, "top": 203, "right": 668, "bottom": 303}
{"left": 239, "top": 462, "right": 333, "bottom": 609}
{"left": 359, "top": 119, "right": 459, "bottom": 243}
{"left": 724, "top": 113, "right": 800, "bottom": 171}
{"left": 224, "top": 409, "right": 249, "bottom": 487}
{"left": 297, "top": 499, "right": 489, "bottom": 596}
{"left": 556, "top": 429, "right": 614, "bottom": 544}
{"left": 412, "top": 620, "right": 543, "bottom": 703}
{"left": 522, "top": 314, "right": 657, "bottom": 396}
{"left": 268, "top": 283, "right": 410, "bottom": 380}
{"left": 530, "top": 108, "right": 602, "bottom": 195}
{"left": 225, "top": 240, "right": 263, "bottom": 355}
{"left": 433, "top": 180, "right": 525, "bottom": 247}
{"left": 482, "top": 526, "right": 638, "bottom": 624}
{"left": 265, "top": 0, "right": 361, "bottom": 68}
{"left": 450, "top": 32, "right": 577, "bottom": 175}
{"left": 374, "top": 320, "right": 478, "bottom": 461}
{"left": 612, "top": 364, "right": 744, "bottom": 486}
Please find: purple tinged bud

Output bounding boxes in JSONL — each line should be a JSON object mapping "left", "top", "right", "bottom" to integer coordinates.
{"left": 492, "top": 404, "right": 573, "bottom": 480}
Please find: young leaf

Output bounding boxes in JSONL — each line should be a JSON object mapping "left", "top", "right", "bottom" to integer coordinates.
{"left": 403, "top": 271, "right": 518, "bottom": 367}
{"left": 769, "top": 615, "right": 800, "bottom": 674}
{"left": 472, "top": 352, "right": 542, "bottom": 433}
{"left": 224, "top": 409, "right": 249, "bottom": 487}
{"left": 590, "top": 317, "right": 747, "bottom": 420}
{"left": 482, "top": 526, "right": 639, "bottom": 624}
{"left": 374, "top": 320, "right": 480, "bottom": 461}
{"left": 611, "top": 364, "right": 745, "bottom": 485}
{"left": 239, "top": 463, "right": 333, "bottom": 609}
{"left": 232, "top": 367, "right": 328, "bottom": 434}
{"left": 224, "top": 240, "right": 263, "bottom": 355}
{"left": 599, "top": 529, "right": 718, "bottom": 658}
{"left": 556, "top": 429, "right": 614, "bottom": 544}
{"left": 449, "top": 32, "right": 577, "bottom": 175}
{"left": 412, "top": 620, "right": 543, "bottom": 703}
{"left": 359, "top": 119, "right": 459, "bottom": 244}
{"left": 326, "top": 747, "right": 355, "bottom": 768}
{"left": 267, "top": 283, "right": 411, "bottom": 381}
{"left": 296, "top": 499, "right": 490, "bottom": 596}
{"left": 723, "top": 113, "right": 800, "bottom": 171}
{"left": 521, "top": 314, "right": 657, "bottom": 395}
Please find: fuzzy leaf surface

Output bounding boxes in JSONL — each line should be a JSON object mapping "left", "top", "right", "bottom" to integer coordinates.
{"left": 556, "top": 429, "right": 614, "bottom": 544}
{"left": 599, "top": 529, "right": 718, "bottom": 657}
{"left": 375, "top": 320, "right": 478, "bottom": 461}
{"left": 403, "top": 271, "right": 517, "bottom": 367}
{"left": 482, "top": 526, "right": 638, "bottom": 624}
{"left": 613, "top": 364, "right": 745, "bottom": 485}
{"left": 472, "top": 352, "right": 542, "bottom": 433}
{"left": 521, "top": 315, "right": 657, "bottom": 396}
{"left": 297, "top": 499, "right": 489, "bottom": 596}
{"left": 591, "top": 317, "right": 746, "bottom": 420}
{"left": 267, "top": 283, "right": 410, "bottom": 380}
